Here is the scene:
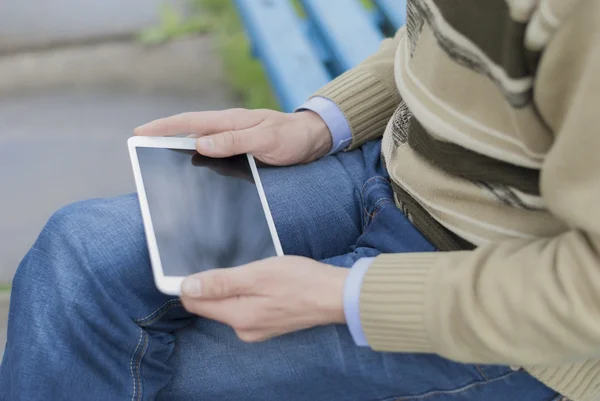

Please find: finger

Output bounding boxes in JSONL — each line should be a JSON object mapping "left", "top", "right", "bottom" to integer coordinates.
{"left": 196, "top": 127, "right": 273, "bottom": 158}
{"left": 180, "top": 296, "right": 239, "bottom": 321}
{"left": 180, "top": 297, "right": 266, "bottom": 335}
{"left": 134, "top": 109, "right": 260, "bottom": 137}
{"left": 180, "top": 298, "right": 271, "bottom": 343}
{"left": 181, "top": 267, "right": 255, "bottom": 299}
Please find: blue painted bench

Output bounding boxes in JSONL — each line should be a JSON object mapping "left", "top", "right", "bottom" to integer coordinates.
{"left": 233, "top": 0, "right": 406, "bottom": 112}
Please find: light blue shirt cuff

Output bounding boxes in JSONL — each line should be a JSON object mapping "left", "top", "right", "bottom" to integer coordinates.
{"left": 296, "top": 97, "right": 352, "bottom": 155}
{"left": 343, "top": 257, "right": 376, "bottom": 347}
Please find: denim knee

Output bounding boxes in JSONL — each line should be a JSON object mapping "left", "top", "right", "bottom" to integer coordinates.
{"left": 13, "top": 195, "right": 150, "bottom": 304}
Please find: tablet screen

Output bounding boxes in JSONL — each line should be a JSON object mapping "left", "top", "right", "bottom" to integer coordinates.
{"left": 136, "top": 148, "right": 277, "bottom": 277}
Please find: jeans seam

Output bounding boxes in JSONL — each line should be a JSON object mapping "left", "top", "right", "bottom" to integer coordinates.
{"left": 363, "top": 199, "right": 394, "bottom": 236}
{"left": 360, "top": 175, "right": 391, "bottom": 231}
{"left": 130, "top": 301, "right": 181, "bottom": 400}
{"left": 474, "top": 365, "right": 490, "bottom": 381}
{"left": 134, "top": 331, "right": 149, "bottom": 401}
{"left": 365, "top": 198, "right": 393, "bottom": 219}
{"left": 385, "top": 371, "right": 518, "bottom": 401}
{"left": 130, "top": 329, "right": 144, "bottom": 401}
{"left": 134, "top": 299, "right": 182, "bottom": 327}
{"left": 361, "top": 176, "right": 390, "bottom": 196}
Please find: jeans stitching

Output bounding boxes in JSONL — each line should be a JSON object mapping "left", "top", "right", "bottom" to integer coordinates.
{"left": 386, "top": 371, "right": 518, "bottom": 401}
{"left": 134, "top": 299, "right": 181, "bottom": 325}
{"left": 361, "top": 175, "right": 391, "bottom": 231}
{"left": 130, "top": 329, "right": 144, "bottom": 401}
{"left": 361, "top": 176, "right": 390, "bottom": 197}
{"left": 136, "top": 302, "right": 183, "bottom": 327}
{"left": 130, "top": 301, "right": 181, "bottom": 400}
{"left": 135, "top": 331, "right": 149, "bottom": 401}
{"left": 474, "top": 365, "right": 490, "bottom": 381}
{"left": 363, "top": 199, "right": 394, "bottom": 238}
{"left": 365, "top": 198, "right": 394, "bottom": 218}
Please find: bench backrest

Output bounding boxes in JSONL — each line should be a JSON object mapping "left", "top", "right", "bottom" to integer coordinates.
{"left": 234, "top": 0, "right": 406, "bottom": 112}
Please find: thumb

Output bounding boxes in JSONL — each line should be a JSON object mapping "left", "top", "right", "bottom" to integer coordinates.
{"left": 181, "top": 268, "right": 253, "bottom": 299}
{"left": 196, "top": 127, "right": 271, "bottom": 158}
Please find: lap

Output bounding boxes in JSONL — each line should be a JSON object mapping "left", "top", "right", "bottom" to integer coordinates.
{"left": 18, "top": 145, "right": 372, "bottom": 333}
{"left": 24, "top": 142, "right": 555, "bottom": 400}
{"left": 162, "top": 319, "right": 556, "bottom": 401}
{"left": 260, "top": 147, "right": 366, "bottom": 259}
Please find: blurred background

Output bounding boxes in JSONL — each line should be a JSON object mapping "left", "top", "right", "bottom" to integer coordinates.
{"left": 0, "top": 0, "right": 395, "bottom": 359}
{"left": 0, "top": 0, "right": 282, "bottom": 359}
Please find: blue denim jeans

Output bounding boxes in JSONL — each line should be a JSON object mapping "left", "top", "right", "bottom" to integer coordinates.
{"left": 0, "top": 141, "right": 558, "bottom": 401}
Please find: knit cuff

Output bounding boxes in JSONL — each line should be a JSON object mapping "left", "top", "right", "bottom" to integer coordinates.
{"left": 526, "top": 362, "right": 598, "bottom": 401}
{"left": 312, "top": 70, "right": 400, "bottom": 149}
{"left": 359, "top": 253, "right": 438, "bottom": 353}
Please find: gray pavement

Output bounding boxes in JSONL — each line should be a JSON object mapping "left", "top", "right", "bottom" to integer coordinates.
{"left": 0, "top": 294, "right": 7, "bottom": 362}
{"left": 0, "top": 35, "right": 239, "bottom": 356}
{"left": 0, "top": 36, "right": 238, "bottom": 284}
{"left": 0, "top": 0, "right": 187, "bottom": 53}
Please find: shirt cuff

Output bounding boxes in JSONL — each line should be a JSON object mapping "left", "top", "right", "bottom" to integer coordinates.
{"left": 296, "top": 97, "right": 352, "bottom": 155}
{"left": 343, "top": 257, "right": 375, "bottom": 347}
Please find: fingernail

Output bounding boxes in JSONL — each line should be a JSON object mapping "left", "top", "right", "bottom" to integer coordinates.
{"left": 181, "top": 277, "right": 202, "bottom": 297}
{"left": 198, "top": 137, "right": 215, "bottom": 151}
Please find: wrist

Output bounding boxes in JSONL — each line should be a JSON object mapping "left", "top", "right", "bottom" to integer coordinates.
{"left": 292, "top": 110, "right": 333, "bottom": 161}
{"left": 314, "top": 266, "right": 348, "bottom": 325}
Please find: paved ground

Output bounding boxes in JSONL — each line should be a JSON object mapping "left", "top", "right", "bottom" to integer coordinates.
{"left": 0, "top": 36, "right": 238, "bottom": 284}
{"left": 0, "top": 35, "right": 239, "bottom": 357}
{"left": 0, "top": 294, "right": 7, "bottom": 361}
{"left": 0, "top": 0, "right": 186, "bottom": 53}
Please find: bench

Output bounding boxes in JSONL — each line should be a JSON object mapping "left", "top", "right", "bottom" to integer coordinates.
{"left": 233, "top": 0, "right": 406, "bottom": 112}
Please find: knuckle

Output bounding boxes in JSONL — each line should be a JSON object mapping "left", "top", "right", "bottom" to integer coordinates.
{"left": 175, "top": 112, "right": 197, "bottom": 133}
{"left": 223, "top": 131, "right": 238, "bottom": 150}
{"left": 210, "top": 273, "right": 231, "bottom": 298}
{"left": 230, "top": 109, "right": 249, "bottom": 130}
{"left": 176, "top": 112, "right": 194, "bottom": 119}
{"left": 253, "top": 108, "right": 269, "bottom": 115}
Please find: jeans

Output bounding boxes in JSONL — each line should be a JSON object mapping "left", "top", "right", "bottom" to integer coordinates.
{"left": 0, "top": 141, "right": 558, "bottom": 401}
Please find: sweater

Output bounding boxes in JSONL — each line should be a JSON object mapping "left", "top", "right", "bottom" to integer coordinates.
{"left": 313, "top": 1, "right": 600, "bottom": 400}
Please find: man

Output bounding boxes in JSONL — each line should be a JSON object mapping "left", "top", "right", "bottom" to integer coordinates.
{"left": 1, "top": 0, "right": 598, "bottom": 399}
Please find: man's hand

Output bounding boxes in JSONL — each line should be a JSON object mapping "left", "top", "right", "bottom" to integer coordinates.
{"left": 179, "top": 256, "right": 349, "bottom": 343}
{"left": 134, "top": 109, "right": 333, "bottom": 165}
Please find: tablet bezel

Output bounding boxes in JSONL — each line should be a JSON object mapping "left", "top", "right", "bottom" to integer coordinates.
{"left": 128, "top": 136, "right": 284, "bottom": 296}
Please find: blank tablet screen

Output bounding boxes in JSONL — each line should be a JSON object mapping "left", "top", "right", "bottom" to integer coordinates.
{"left": 136, "top": 148, "right": 277, "bottom": 277}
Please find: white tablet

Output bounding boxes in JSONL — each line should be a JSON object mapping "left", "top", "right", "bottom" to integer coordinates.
{"left": 128, "top": 136, "right": 283, "bottom": 295}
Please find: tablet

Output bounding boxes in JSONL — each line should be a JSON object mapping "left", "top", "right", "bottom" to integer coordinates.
{"left": 128, "top": 136, "right": 283, "bottom": 295}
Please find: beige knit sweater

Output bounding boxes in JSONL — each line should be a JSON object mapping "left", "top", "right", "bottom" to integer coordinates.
{"left": 314, "top": 0, "right": 600, "bottom": 400}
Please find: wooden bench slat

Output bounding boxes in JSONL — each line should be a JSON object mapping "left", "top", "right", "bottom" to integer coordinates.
{"left": 373, "top": 0, "right": 407, "bottom": 31}
{"left": 233, "top": 0, "right": 332, "bottom": 112}
{"left": 299, "top": 0, "right": 384, "bottom": 74}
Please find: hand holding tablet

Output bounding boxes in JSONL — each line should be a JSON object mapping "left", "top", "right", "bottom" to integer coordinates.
{"left": 130, "top": 109, "right": 333, "bottom": 295}
{"left": 128, "top": 136, "right": 283, "bottom": 295}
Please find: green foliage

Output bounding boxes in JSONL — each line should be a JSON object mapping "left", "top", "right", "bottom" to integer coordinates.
{"left": 195, "top": 0, "right": 279, "bottom": 110}
{"left": 139, "top": 0, "right": 278, "bottom": 109}
{"left": 137, "top": 4, "right": 210, "bottom": 45}
{"left": 0, "top": 284, "right": 10, "bottom": 293}
{"left": 140, "top": 0, "right": 375, "bottom": 108}
{"left": 291, "top": 0, "right": 306, "bottom": 17}
{"left": 361, "top": 0, "right": 375, "bottom": 9}
{"left": 292, "top": 0, "right": 373, "bottom": 15}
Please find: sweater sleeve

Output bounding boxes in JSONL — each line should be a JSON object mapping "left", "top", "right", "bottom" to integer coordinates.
{"left": 358, "top": 0, "right": 600, "bottom": 367}
{"left": 311, "top": 28, "right": 404, "bottom": 149}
